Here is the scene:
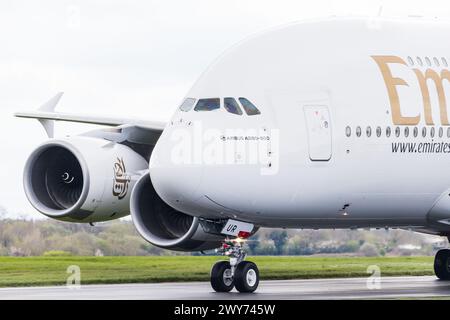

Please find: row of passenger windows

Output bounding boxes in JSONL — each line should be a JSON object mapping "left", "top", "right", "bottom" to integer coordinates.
{"left": 407, "top": 56, "right": 448, "bottom": 68}
{"left": 179, "top": 97, "right": 261, "bottom": 116}
{"left": 346, "top": 126, "right": 450, "bottom": 138}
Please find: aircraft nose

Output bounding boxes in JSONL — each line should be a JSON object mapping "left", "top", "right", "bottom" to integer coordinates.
{"left": 149, "top": 133, "right": 204, "bottom": 206}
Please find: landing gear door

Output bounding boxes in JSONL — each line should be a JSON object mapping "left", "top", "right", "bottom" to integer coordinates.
{"left": 303, "top": 105, "right": 332, "bottom": 161}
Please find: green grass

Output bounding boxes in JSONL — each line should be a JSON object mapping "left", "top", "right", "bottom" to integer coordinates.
{"left": 0, "top": 256, "right": 434, "bottom": 287}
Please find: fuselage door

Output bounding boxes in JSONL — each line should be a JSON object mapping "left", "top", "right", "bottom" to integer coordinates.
{"left": 303, "top": 105, "right": 332, "bottom": 161}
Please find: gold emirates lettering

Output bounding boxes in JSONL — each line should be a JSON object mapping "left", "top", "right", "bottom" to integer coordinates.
{"left": 372, "top": 55, "right": 450, "bottom": 126}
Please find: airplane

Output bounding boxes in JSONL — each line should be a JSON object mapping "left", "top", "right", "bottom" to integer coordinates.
{"left": 15, "top": 16, "right": 450, "bottom": 293}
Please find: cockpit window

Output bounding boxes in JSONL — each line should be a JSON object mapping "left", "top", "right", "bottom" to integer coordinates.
{"left": 194, "top": 98, "right": 221, "bottom": 112}
{"left": 239, "top": 98, "right": 261, "bottom": 116}
{"left": 224, "top": 98, "right": 243, "bottom": 115}
{"left": 179, "top": 98, "right": 196, "bottom": 112}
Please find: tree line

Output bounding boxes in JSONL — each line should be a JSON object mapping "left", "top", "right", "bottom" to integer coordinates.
{"left": 0, "top": 213, "right": 441, "bottom": 257}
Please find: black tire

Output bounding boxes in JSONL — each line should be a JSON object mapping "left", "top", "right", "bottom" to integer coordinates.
{"left": 434, "top": 249, "right": 450, "bottom": 280}
{"left": 234, "top": 261, "right": 259, "bottom": 293}
{"left": 210, "top": 261, "right": 234, "bottom": 292}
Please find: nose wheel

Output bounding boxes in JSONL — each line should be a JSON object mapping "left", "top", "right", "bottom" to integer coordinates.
{"left": 234, "top": 261, "right": 259, "bottom": 293}
{"left": 434, "top": 249, "right": 450, "bottom": 280}
{"left": 210, "top": 261, "right": 234, "bottom": 292}
{"left": 210, "top": 240, "right": 259, "bottom": 293}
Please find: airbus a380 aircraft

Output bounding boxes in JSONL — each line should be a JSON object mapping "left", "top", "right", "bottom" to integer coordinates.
{"left": 15, "top": 16, "right": 450, "bottom": 293}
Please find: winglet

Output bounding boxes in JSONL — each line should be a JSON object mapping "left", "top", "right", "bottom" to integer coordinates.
{"left": 38, "top": 92, "right": 64, "bottom": 138}
{"left": 39, "top": 92, "right": 63, "bottom": 112}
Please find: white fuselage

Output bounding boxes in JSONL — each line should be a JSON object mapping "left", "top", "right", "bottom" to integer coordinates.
{"left": 149, "top": 17, "right": 450, "bottom": 234}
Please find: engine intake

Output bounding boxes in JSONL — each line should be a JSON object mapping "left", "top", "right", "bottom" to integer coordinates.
{"left": 131, "top": 173, "right": 223, "bottom": 251}
{"left": 38, "top": 147, "right": 84, "bottom": 209}
{"left": 25, "top": 141, "right": 89, "bottom": 218}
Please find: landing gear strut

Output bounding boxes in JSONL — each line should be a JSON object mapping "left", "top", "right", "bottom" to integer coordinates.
{"left": 210, "top": 239, "right": 259, "bottom": 293}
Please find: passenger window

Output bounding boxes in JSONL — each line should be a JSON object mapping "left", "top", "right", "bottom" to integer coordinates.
{"left": 430, "top": 127, "right": 435, "bottom": 138}
{"left": 404, "top": 127, "right": 409, "bottom": 138}
{"left": 345, "top": 126, "right": 351, "bottom": 137}
{"left": 439, "top": 127, "right": 444, "bottom": 138}
{"left": 395, "top": 127, "right": 400, "bottom": 137}
{"left": 356, "top": 126, "right": 361, "bottom": 137}
{"left": 434, "top": 57, "right": 440, "bottom": 67}
{"left": 422, "top": 127, "right": 427, "bottom": 137}
{"left": 194, "top": 98, "right": 220, "bottom": 112}
{"left": 179, "top": 98, "right": 196, "bottom": 112}
{"left": 376, "top": 126, "right": 381, "bottom": 137}
{"left": 224, "top": 98, "right": 243, "bottom": 115}
{"left": 407, "top": 56, "right": 414, "bottom": 65}
{"left": 413, "top": 127, "right": 418, "bottom": 137}
{"left": 386, "top": 126, "right": 391, "bottom": 137}
{"left": 366, "top": 126, "right": 372, "bottom": 137}
{"left": 417, "top": 57, "right": 423, "bottom": 66}
{"left": 239, "top": 98, "right": 261, "bottom": 116}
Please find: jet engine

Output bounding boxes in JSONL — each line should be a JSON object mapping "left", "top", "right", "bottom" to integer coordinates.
{"left": 23, "top": 136, "right": 148, "bottom": 223}
{"left": 131, "top": 173, "right": 224, "bottom": 251}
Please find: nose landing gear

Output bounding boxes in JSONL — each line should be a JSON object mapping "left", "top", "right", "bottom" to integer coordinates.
{"left": 210, "top": 239, "right": 259, "bottom": 293}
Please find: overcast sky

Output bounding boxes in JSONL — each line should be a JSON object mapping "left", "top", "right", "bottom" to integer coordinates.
{"left": 1, "top": 0, "right": 450, "bottom": 218}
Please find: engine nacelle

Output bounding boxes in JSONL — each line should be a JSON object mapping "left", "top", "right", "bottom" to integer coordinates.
{"left": 131, "top": 173, "right": 224, "bottom": 251}
{"left": 24, "top": 136, "right": 148, "bottom": 223}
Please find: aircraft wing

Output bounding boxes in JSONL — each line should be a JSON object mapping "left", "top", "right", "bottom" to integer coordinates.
{"left": 14, "top": 92, "right": 166, "bottom": 138}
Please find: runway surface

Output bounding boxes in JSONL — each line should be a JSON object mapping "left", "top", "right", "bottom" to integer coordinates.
{"left": 0, "top": 276, "right": 449, "bottom": 300}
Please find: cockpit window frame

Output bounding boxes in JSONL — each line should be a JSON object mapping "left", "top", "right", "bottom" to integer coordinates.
{"left": 179, "top": 98, "right": 196, "bottom": 112}
{"left": 238, "top": 97, "right": 261, "bottom": 116}
{"left": 224, "top": 97, "right": 243, "bottom": 116}
{"left": 194, "top": 98, "right": 221, "bottom": 112}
